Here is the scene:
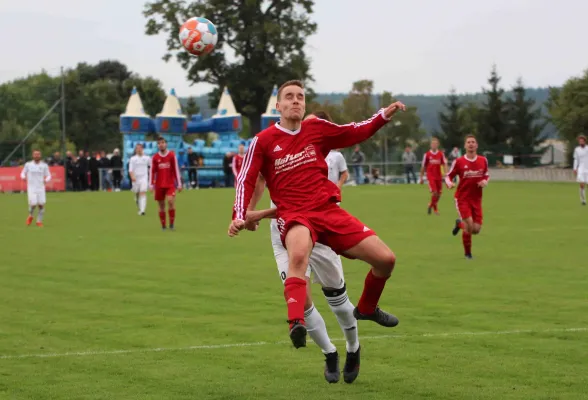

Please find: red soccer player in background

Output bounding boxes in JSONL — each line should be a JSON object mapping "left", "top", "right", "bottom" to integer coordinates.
{"left": 150, "top": 137, "right": 182, "bottom": 231}
{"left": 231, "top": 143, "right": 245, "bottom": 186}
{"left": 445, "top": 135, "right": 489, "bottom": 259}
{"left": 420, "top": 137, "right": 448, "bottom": 215}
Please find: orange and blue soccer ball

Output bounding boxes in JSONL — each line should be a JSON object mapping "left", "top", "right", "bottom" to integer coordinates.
{"left": 179, "top": 17, "right": 218, "bottom": 56}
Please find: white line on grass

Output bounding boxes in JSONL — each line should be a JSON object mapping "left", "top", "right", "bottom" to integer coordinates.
{"left": 1, "top": 327, "right": 586, "bottom": 360}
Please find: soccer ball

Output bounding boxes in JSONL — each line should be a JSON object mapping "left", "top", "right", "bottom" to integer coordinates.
{"left": 179, "top": 17, "right": 218, "bottom": 56}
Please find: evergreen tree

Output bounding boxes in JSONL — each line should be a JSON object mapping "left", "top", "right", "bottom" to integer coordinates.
{"left": 478, "top": 65, "right": 509, "bottom": 150}
{"left": 437, "top": 88, "right": 466, "bottom": 150}
{"left": 506, "top": 78, "right": 546, "bottom": 166}
{"left": 185, "top": 96, "right": 200, "bottom": 118}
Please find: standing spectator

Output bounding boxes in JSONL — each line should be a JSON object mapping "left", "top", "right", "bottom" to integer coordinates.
{"left": 187, "top": 147, "right": 199, "bottom": 189}
{"left": 98, "top": 150, "right": 112, "bottom": 191}
{"left": 65, "top": 151, "right": 74, "bottom": 190}
{"left": 110, "top": 148, "right": 123, "bottom": 191}
{"left": 350, "top": 145, "right": 365, "bottom": 185}
{"left": 77, "top": 150, "right": 88, "bottom": 191}
{"left": 89, "top": 152, "right": 100, "bottom": 191}
{"left": 402, "top": 145, "right": 418, "bottom": 183}
{"left": 223, "top": 152, "right": 234, "bottom": 188}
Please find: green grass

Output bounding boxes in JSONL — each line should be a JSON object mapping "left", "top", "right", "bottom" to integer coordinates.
{"left": 0, "top": 183, "right": 587, "bottom": 399}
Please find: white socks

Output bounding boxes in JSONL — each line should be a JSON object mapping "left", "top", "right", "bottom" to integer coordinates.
{"left": 304, "top": 304, "right": 337, "bottom": 354}
{"left": 581, "top": 187, "right": 586, "bottom": 204}
{"left": 139, "top": 195, "right": 147, "bottom": 213}
{"left": 37, "top": 207, "right": 44, "bottom": 223}
{"left": 324, "top": 289, "right": 360, "bottom": 353}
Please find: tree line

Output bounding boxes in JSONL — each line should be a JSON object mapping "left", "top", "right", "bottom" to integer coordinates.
{"left": 0, "top": 0, "right": 586, "bottom": 166}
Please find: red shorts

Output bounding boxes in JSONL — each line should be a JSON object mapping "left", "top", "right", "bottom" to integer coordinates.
{"left": 154, "top": 187, "right": 176, "bottom": 201}
{"left": 455, "top": 197, "right": 483, "bottom": 225}
{"left": 428, "top": 178, "right": 443, "bottom": 194}
{"left": 277, "top": 203, "right": 376, "bottom": 256}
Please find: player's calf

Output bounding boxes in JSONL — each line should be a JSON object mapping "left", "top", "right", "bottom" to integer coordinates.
{"left": 344, "top": 237, "right": 399, "bottom": 328}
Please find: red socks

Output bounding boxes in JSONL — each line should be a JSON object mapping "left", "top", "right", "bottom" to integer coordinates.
{"left": 284, "top": 277, "right": 306, "bottom": 327}
{"left": 462, "top": 231, "right": 472, "bottom": 256}
{"left": 169, "top": 209, "right": 175, "bottom": 226}
{"left": 159, "top": 211, "right": 166, "bottom": 228}
{"left": 357, "top": 270, "right": 390, "bottom": 315}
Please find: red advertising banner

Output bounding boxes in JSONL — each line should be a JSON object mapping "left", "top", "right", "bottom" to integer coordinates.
{"left": 0, "top": 166, "right": 66, "bottom": 192}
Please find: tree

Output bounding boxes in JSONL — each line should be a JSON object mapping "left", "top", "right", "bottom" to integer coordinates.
{"left": 546, "top": 70, "right": 588, "bottom": 165}
{"left": 437, "top": 88, "right": 467, "bottom": 150}
{"left": 144, "top": 0, "right": 317, "bottom": 134}
{"left": 184, "top": 96, "right": 200, "bottom": 119}
{"left": 478, "top": 65, "right": 509, "bottom": 150}
{"left": 505, "top": 78, "right": 546, "bottom": 166}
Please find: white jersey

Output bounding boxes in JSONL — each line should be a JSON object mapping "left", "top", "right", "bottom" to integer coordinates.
{"left": 325, "top": 150, "right": 348, "bottom": 184}
{"left": 573, "top": 145, "right": 588, "bottom": 173}
{"left": 129, "top": 154, "right": 151, "bottom": 179}
{"left": 20, "top": 161, "right": 50, "bottom": 192}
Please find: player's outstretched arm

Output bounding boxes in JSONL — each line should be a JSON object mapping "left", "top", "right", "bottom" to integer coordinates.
{"left": 20, "top": 164, "right": 27, "bottom": 180}
{"left": 320, "top": 102, "right": 406, "bottom": 151}
{"left": 230, "top": 136, "right": 264, "bottom": 237}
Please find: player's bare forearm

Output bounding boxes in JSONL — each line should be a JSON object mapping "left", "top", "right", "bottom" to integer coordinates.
{"left": 248, "top": 174, "right": 266, "bottom": 211}
{"left": 338, "top": 171, "right": 349, "bottom": 189}
{"left": 130, "top": 172, "right": 136, "bottom": 181}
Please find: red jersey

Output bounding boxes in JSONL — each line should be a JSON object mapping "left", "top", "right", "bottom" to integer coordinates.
{"left": 445, "top": 155, "right": 489, "bottom": 200}
{"left": 232, "top": 154, "right": 244, "bottom": 177}
{"left": 233, "top": 109, "right": 391, "bottom": 220}
{"left": 422, "top": 150, "right": 447, "bottom": 180}
{"left": 150, "top": 150, "right": 181, "bottom": 189}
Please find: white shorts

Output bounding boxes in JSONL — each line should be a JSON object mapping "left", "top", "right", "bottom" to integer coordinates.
{"left": 270, "top": 221, "right": 345, "bottom": 289}
{"left": 577, "top": 172, "right": 588, "bottom": 184}
{"left": 27, "top": 190, "right": 46, "bottom": 206}
{"left": 132, "top": 178, "right": 149, "bottom": 193}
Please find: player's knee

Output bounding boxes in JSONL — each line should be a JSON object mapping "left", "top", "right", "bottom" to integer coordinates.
{"left": 374, "top": 249, "right": 396, "bottom": 275}
{"left": 288, "top": 250, "right": 309, "bottom": 270}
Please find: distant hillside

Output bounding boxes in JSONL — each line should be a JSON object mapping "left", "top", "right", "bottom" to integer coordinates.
{"left": 180, "top": 87, "right": 556, "bottom": 138}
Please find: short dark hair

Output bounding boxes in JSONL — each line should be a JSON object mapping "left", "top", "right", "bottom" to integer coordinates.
{"left": 157, "top": 136, "right": 166, "bottom": 143}
{"left": 310, "top": 110, "right": 332, "bottom": 122}
{"left": 277, "top": 80, "right": 304, "bottom": 100}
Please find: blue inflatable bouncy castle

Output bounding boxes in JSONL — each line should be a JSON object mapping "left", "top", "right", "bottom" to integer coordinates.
{"left": 119, "top": 86, "right": 275, "bottom": 187}
{"left": 261, "top": 85, "right": 280, "bottom": 130}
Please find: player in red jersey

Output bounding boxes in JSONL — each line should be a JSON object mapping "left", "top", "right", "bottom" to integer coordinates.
{"left": 231, "top": 143, "right": 245, "bottom": 186}
{"left": 228, "top": 80, "right": 405, "bottom": 349}
{"left": 445, "top": 135, "right": 489, "bottom": 259}
{"left": 419, "top": 137, "right": 448, "bottom": 215}
{"left": 149, "top": 137, "right": 182, "bottom": 230}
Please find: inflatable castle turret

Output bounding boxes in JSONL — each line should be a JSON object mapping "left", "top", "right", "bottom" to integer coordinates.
{"left": 210, "top": 86, "right": 242, "bottom": 142}
{"left": 261, "top": 85, "right": 280, "bottom": 130}
{"left": 156, "top": 88, "right": 187, "bottom": 145}
{"left": 119, "top": 87, "right": 154, "bottom": 167}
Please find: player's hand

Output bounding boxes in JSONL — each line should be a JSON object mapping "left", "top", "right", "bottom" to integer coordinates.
{"left": 244, "top": 210, "right": 264, "bottom": 231}
{"left": 419, "top": 179, "right": 424, "bottom": 185}
{"left": 149, "top": 185, "right": 154, "bottom": 192}
{"left": 177, "top": 186, "right": 183, "bottom": 193}
{"left": 228, "top": 219, "right": 245, "bottom": 237}
{"left": 383, "top": 101, "right": 406, "bottom": 119}
{"left": 447, "top": 182, "right": 455, "bottom": 190}
{"left": 573, "top": 169, "right": 577, "bottom": 176}
{"left": 478, "top": 180, "right": 488, "bottom": 188}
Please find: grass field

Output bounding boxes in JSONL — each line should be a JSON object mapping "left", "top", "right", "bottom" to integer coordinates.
{"left": 0, "top": 182, "right": 587, "bottom": 400}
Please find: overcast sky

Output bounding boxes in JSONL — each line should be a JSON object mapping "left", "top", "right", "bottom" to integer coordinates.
{"left": 1, "top": 0, "right": 586, "bottom": 96}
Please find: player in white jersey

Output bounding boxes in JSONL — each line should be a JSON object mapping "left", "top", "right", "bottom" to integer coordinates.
{"left": 325, "top": 149, "right": 349, "bottom": 189}
{"left": 573, "top": 135, "right": 588, "bottom": 205}
{"left": 242, "top": 111, "right": 360, "bottom": 384}
{"left": 129, "top": 143, "right": 151, "bottom": 215}
{"left": 20, "top": 150, "right": 51, "bottom": 227}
